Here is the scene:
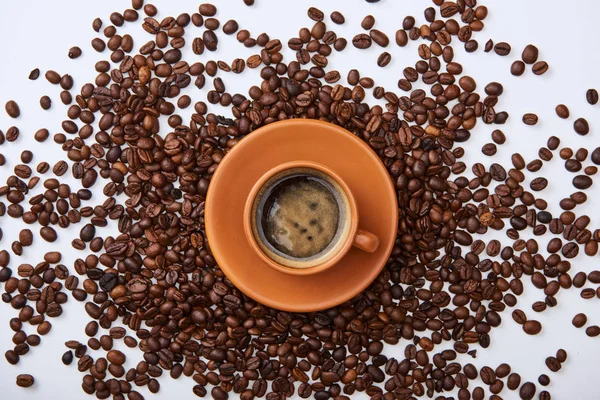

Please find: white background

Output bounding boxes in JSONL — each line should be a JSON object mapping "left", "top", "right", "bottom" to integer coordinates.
{"left": 1, "top": 0, "right": 599, "bottom": 399}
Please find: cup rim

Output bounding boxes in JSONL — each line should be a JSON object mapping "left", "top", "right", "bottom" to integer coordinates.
{"left": 243, "top": 160, "right": 359, "bottom": 276}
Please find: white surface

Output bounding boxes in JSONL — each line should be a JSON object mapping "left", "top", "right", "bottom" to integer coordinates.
{"left": 1, "top": 0, "right": 599, "bottom": 399}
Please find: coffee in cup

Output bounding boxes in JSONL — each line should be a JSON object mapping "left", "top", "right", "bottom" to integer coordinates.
{"left": 250, "top": 167, "right": 352, "bottom": 268}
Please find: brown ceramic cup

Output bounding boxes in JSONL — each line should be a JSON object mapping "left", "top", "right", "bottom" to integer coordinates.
{"left": 244, "top": 160, "right": 380, "bottom": 276}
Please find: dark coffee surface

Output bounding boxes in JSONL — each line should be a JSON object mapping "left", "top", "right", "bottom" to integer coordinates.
{"left": 259, "top": 175, "right": 340, "bottom": 259}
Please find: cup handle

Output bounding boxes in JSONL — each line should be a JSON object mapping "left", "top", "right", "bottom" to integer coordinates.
{"left": 352, "top": 229, "right": 380, "bottom": 253}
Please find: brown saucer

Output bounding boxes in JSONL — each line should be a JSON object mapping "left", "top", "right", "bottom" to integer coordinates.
{"left": 205, "top": 120, "right": 398, "bottom": 312}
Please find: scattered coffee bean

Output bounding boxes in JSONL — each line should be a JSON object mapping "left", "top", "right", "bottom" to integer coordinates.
{"left": 532, "top": 61, "right": 549, "bottom": 75}
{"left": 545, "top": 356, "right": 561, "bottom": 372}
{"left": 68, "top": 46, "right": 82, "bottom": 59}
{"left": 519, "top": 382, "right": 537, "bottom": 400}
{"left": 5, "top": 100, "right": 20, "bottom": 118}
{"left": 0, "top": 3, "right": 598, "bottom": 399}
{"left": 574, "top": 118, "right": 590, "bottom": 135}
{"left": 555, "top": 104, "right": 570, "bottom": 119}
{"left": 523, "top": 113, "right": 538, "bottom": 125}
{"left": 511, "top": 60, "right": 525, "bottom": 76}
{"left": 586, "top": 326, "right": 600, "bottom": 337}
{"left": 494, "top": 42, "right": 511, "bottom": 56}
{"left": 573, "top": 313, "right": 588, "bottom": 328}
{"left": 522, "top": 44, "right": 539, "bottom": 64}
{"left": 28, "top": 68, "right": 40, "bottom": 80}
{"left": 62, "top": 350, "right": 74, "bottom": 365}
{"left": 331, "top": 11, "right": 345, "bottom": 24}
{"left": 523, "top": 320, "right": 542, "bottom": 335}
{"left": 16, "top": 374, "right": 34, "bottom": 388}
{"left": 587, "top": 89, "right": 599, "bottom": 105}
{"left": 40, "top": 96, "right": 52, "bottom": 110}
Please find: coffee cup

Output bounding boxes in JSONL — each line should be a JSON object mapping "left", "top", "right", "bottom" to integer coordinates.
{"left": 244, "top": 161, "right": 380, "bottom": 276}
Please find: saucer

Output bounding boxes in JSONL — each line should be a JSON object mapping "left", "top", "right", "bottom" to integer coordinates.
{"left": 205, "top": 120, "right": 398, "bottom": 312}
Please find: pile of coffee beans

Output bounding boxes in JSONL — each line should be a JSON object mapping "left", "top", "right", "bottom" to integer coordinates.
{"left": 1, "top": 1, "right": 599, "bottom": 399}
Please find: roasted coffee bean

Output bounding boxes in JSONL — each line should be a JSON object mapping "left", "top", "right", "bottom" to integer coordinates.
{"left": 62, "top": 350, "right": 74, "bottom": 365}
{"left": 507, "top": 373, "right": 521, "bottom": 390}
{"left": 545, "top": 356, "right": 561, "bottom": 372}
{"left": 29, "top": 68, "right": 40, "bottom": 80}
{"left": 494, "top": 42, "right": 511, "bottom": 56}
{"left": 6, "top": 126, "right": 19, "bottom": 142}
{"left": 523, "top": 320, "right": 542, "bottom": 335}
{"left": 511, "top": 61, "right": 525, "bottom": 76}
{"left": 16, "top": 374, "right": 34, "bottom": 388}
{"left": 519, "top": 382, "right": 536, "bottom": 399}
{"left": 40, "top": 96, "right": 52, "bottom": 110}
{"left": 5, "top": 100, "right": 21, "bottom": 118}
{"left": 573, "top": 175, "right": 593, "bottom": 189}
{"left": 556, "top": 349, "right": 568, "bottom": 363}
{"left": 377, "top": 52, "right": 391, "bottom": 67}
{"left": 353, "top": 33, "right": 372, "bottom": 49}
{"left": 512, "top": 309, "right": 527, "bottom": 325}
{"left": 532, "top": 61, "right": 549, "bottom": 75}
{"left": 484, "top": 39, "right": 493, "bottom": 52}
{"left": 522, "top": 44, "right": 539, "bottom": 64}
{"left": 331, "top": 11, "right": 345, "bottom": 24}
{"left": 555, "top": 104, "right": 570, "bottom": 119}
{"left": 522, "top": 113, "right": 538, "bottom": 125}
{"left": 587, "top": 89, "right": 599, "bottom": 105}
{"left": 40, "top": 227, "right": 57, "bottom": 242}
{"left": 395, "top": 29, "right": 408, "bottom": 46}
{"left": 68, "top": 46, "right": 82, "bottom": 59}
{"left": 538, "top": 374, "right": 550, "bottom": 386}
{"left": 574, "top": 118, "right": 590, "bottom": 135}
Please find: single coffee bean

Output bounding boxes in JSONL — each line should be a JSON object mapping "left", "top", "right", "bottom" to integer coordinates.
{"left": 62, "top": 350, "right": 74, "bottom": 365}
{"left": 370, "top": 29, "right": 389, "bottom": 47}
{"left": 545, "top": 356, "right": 561, "bottom": 372}
{"left": 519, "top": 382, "right": 536, "bottom": 400}
{"left": 353, "top": 33, "right": 372, "bottom": 49}
{"left": 521, "top": 44, "right": 539, "bottom": 64}
{"left": 40, "top": 96, "right": 52, "bottom": 110}
{"left": 29, "top": 68, "right": 40, "bottom": 80}
{"left": 523, "top": 320, "right": 542, "bottom": 335}
{"left": 586, "top": 325, "right": 600, "bottom": 337}
{"left": 362, "top": 15, "right": 375, "bottom": 30}
{"left": 107, "top": 350, "right": 126, "bottom": 365}
{"left": 532, "top": 61, "right": 549, "bottom": 75}
{"left": 484, "top": 39, "right": 493, "bottom": 52}
{"left": 222, "top": 20, "right": 238, "bottom": 35}
{"left": 306, "top": 6, "right": 325, "bottom": 22}
{"left": 377, "top": 52, "right": 391, "bottom": 67}
{"left": 539, "top": 391, "right": 551, "bottom": 400}
{"left": 512, "top": 309, "right": 527, "bottom": 325}
{"left": 511, "top": 61, "right": 525, "bottom": 76}
{"left": 5, "top": 100, "right": 21, "bottom": 118}
{"left": 68, "top": 46, "right": 82, "bottom": 59}
{"left": 538, "top": 374, "right": 550, "bottom": 386}
{"left": 555, "top": 104, "right": 569, "bottom": 119}
{"left": 507, "top": 373, "right": 522, "bottom": 390}
{"left": 587, "top": 89, "right": 599, "bottom": 105}
{"left": 522, "top": 113, "right": 538, "bottom": 125}
{"left": 40, "top": 227, "right": 57, "bottom": 242}
{"left": 395, "top": 29, "right": 408, "bottom": 46}
{"left": 573, "top": 118, "right": 590, "bottom": 135}
{"left": 572, "top": 313, "right": 587, "bottom": 328}
{"left": 494, "top": 42, "right": 511, "bottom": 56}
{"left": 556, "top": 349, "right": 568, "bottom": 363}
{"left": 573, "top": 175, "right": 593, "bottom": 189}
{"left": 199, "top": 3, "right": 217, "bottom": 16}
{"left": 331, "top": 11, "right": 345, "bottom": 24}
{"left": 6, "top": 126, "right": 19, "bottom": 142}
{"left": 16, "top": 374, "right": 34, "bottom": 387}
